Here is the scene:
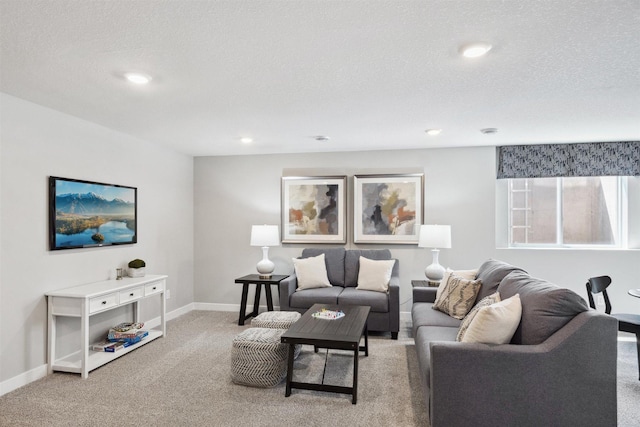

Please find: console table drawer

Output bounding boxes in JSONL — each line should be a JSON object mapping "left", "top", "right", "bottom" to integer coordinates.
{"left": 89, "top": 293, "right": 118, "bottom": 313}
{"left": 145, "top": 281, "right": 164, "bottom": 296}
{"left": 119, "top": 287, "right": 144, "bottom": 304}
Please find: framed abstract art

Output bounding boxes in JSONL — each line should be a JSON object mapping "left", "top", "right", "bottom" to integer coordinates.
{"left": 353, "top": 173, "right": 424, "bottom": 244}
{"left": 281, "top": 176, "right": 347, "bottom": 243}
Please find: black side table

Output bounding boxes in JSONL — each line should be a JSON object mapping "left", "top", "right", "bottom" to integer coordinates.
{"left": 411, "top": 280, "right": 440, "bottom": 288}
{"left": 235, "top": 274, "right": 289, "bottom": 325}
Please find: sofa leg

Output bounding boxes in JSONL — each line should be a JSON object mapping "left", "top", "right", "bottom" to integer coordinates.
{"left": 391, "top": 332, "right": 398, "bottom": 340}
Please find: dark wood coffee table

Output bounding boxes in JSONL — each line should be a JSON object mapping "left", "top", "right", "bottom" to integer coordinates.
{"left": 280, "top": 304, "right": 370, "bottom": 404}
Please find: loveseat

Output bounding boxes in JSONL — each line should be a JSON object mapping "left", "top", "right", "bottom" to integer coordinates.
{"left": 278, "top": 248, "right": 400, "bottom": 339}
{"left": 412, "top": 259, "right": 618, "bottom": 427}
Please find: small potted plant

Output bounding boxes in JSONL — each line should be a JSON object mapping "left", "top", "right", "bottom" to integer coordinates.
{"left": 128, "top": 258, "right": 146, "bottom": 277}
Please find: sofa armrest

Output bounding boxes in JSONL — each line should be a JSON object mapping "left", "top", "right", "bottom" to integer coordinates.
{"left": 278, "top": 274, "right": 297, "bottom": 311}
{"left": 429, "top": 310, "right": 617, "bottom": 427}
{"left": 413, "top": 286, "right": 437, "bottom": 303}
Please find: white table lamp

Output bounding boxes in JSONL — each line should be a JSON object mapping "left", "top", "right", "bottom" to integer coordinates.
{"left": 250, "top": 225, "right": 280, "bottom": 278}
{"left": 418, "top": 225, "right": 452, "bottom": 282}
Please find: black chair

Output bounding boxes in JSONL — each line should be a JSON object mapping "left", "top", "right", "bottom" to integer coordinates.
{"left": 586, "top": 276, "right": 640, "bottom": 380}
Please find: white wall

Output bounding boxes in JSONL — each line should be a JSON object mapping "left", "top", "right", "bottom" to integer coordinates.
{"left": 0, "top": 94, "right": 194, "bottom": 386}
{"left": 194, "top": 148, "right": 640, "bottom": 314}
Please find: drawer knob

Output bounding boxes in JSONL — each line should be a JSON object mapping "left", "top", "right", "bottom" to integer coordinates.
{"left": 152, "top": 287, "right": 157, "bottom": 290}
{"left": 129, "top": 293, "right": 134, "bottom": 297}
{"left": 102, "top": 301, "right": 107, "bottom": 305}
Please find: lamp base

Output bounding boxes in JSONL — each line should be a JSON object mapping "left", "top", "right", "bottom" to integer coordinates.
{"left": 256, "top": 246, "right": 275, "bottom": 279}
{"left": 425, "top": 263, "right": 445, "bottom": 282}
{"left": 424, "top": 249, "right": 445, "bottom": 282}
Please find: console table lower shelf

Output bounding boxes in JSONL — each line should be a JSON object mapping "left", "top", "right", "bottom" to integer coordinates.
{"left": 51, "top": 329, "right": 163, "bottom": 375}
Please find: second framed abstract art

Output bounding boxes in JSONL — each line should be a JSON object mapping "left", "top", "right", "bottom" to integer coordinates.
{"left": 281, "top": 176, "right": 347, "bottom": 244}
{"left": 353, "top": 173, "right": 424, "bottom": 244}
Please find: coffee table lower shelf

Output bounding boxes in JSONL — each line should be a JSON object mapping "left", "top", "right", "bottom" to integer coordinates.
{"left": 280, "top": 304, "right": 370, "bottom": 404}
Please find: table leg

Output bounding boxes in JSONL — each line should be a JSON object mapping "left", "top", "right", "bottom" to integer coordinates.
{"left": 364, "top": 323, "right": 369, "bottom": 357}
{"left": 265, "top": 284, "right": 274, "bottom": 311}
{"left": 252, "top": 283, "right": 261, "bottom": 317}
{"left": 352, "top": 347, "right": 358, "bottom": 404}
{"left": 285, "top": 343, "right": 295, "bottom": 397}
{"left": 238, "top": 283, "right": 250, "bottom": 326}
{"left": 47, "top": 297, "right": 55, "bottom": 375}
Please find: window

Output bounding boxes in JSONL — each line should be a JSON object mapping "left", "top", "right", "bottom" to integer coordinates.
{"left": 508, "top": 176, "right": 626, "bottom": 247}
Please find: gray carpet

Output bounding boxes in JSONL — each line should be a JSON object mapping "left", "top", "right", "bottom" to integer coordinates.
{"left": 0, "top": 311, "right": 638, "bottom": 426}
{"left": 0, "top": 311, "right": 426, "bottom": 426}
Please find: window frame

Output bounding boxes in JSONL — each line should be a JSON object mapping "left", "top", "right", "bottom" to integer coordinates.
{"left": 506, "top": 176, "right": 627, "bottom": 249}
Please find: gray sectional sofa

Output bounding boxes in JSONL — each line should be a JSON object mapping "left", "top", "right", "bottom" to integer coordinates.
{"left": 278, "top": 248, "right": 400, "bottom": 339}
{"left": 412, "top": 259, "right": 618, "bottom": 427}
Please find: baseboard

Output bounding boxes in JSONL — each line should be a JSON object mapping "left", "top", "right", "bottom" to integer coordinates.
{"left": 0, "top": 364, "right": 48, "bottom": 397}
{"left": 0, "top": 302, "right": 195, "bottom": 397}
{"left": 194, "top": 302, "right": 280, "bottom": 313}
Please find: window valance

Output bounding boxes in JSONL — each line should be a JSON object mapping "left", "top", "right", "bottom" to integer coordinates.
{"left": 496, "top": 141, "right": 640, "bottom": 179}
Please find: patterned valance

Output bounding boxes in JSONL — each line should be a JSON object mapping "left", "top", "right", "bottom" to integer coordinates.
{"left": 496, "top": 141, "right": 640, "bottom": 179}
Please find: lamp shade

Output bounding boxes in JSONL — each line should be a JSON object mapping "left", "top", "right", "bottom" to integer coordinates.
{"left": 250, "top": 225, "right": 280, "bottom": 247}
{"left": 418, "top": 225, "right": 451, "bottom": 249}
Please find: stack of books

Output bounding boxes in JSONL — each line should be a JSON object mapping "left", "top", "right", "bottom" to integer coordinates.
{"left": 92, "top": 339, "right": 133, "bottom": 352}
{"left": 92, "top": 322, "right": 149, "bottom": 352}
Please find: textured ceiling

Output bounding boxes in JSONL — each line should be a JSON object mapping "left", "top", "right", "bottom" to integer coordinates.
{"left": 1, "top": 0, "right": 639, "bottom": 156}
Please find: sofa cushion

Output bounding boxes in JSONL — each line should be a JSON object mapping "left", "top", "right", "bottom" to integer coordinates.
{"left": 293, "top": 254, "right": 332, "bottom": 291}
{"left": 456, "top": 291, "right": 501, "bottom": 341}
{"left": 475, "top": 259, "right": 526, "bottom": 303}
{"left": 459, "top": 294, "right": 522, "bottom": 344}
{"left": 301, "top": 248, "right": 346, "bottom": 286}
{"left": 497, "top": 270, "right": 589, "bottom": 345}
{"left": 344, "top": 249, "right": 392, "bottom": 287}
{"left": 289, "top": 286, "right": 343, "bottom": 309}
{"left": 432, "top": 275, "right": 482, "bottom": 319}
{"left": 338, "top": 287, "right": 389, "bottom": 313}
{"left": 412, "top": 302, "right": 461, "bottom": 337}
{"left": 356, "top": 257, "right": 395, "bottom": 293}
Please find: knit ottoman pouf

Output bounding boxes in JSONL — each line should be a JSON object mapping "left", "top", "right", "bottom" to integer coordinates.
{"left": 231, "top": 328, "right": 288, "bottom": 388}
{"left": 251, "top": 311, "right": 301, "bottom": 329}
{"left": 251, "top": 311, "right": 302, "bottom": 359}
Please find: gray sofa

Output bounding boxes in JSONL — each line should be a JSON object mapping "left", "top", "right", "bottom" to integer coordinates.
{"left": 412, "top": 259, "right": 618, "bottom": 427}
{"left": 279, "top": 248, "right": 400, "bottom": 339}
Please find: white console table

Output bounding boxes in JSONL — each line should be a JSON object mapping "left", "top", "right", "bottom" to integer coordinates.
{"left": 46, "top": 274, "right": 167, "bottom": 378}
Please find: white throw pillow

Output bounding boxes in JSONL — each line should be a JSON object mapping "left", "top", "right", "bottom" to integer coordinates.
{"left": 293, "top": 254, "right": 332, "bottom": 291}
{"left": 356, "top": 257, "right": 396, "bottom": 293}
{"left": 436, "top": 268, "right": 478, "bottom": 300}
{"left": 456, "top": 292, "right": 501, "bottom": 342}
{"left": 460, "top": 294, "right": 522, "bottom": 344}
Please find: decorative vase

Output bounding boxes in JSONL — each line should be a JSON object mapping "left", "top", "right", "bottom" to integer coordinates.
{"left": 128, "top": 267, "right": 146, "bottom": 278}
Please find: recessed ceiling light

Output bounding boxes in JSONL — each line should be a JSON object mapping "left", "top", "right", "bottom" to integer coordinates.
{"left": 480, "top": 128, "right": 498, "bottom": 134}
{"left": 240, "top": 137, "right": 253, "bottom": 144}
{"left": 459, "top": 42, "right": 492, "bottom": 58}
{"left": 124, "top": 72, "right": 152, "bottom": 85}
{"left": 425, "top": 129, "right": 442, "bottom": 136}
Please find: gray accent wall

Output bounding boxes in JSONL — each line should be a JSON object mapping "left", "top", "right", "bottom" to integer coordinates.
{"left": 194, "top": 149, "right": 640, "bottom": 319}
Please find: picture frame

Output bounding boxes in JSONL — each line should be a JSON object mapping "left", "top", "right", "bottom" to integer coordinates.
{"left": 353, "top": 173, "right": 424, "bottom": 244}
{"left": 281, "top": 176, "right": 347, "bottom": 244}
